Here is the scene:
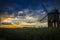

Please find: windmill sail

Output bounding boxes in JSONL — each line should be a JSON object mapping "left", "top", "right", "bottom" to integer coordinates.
{"left": 40, "top": 3, "right": 48, "bottom": 21}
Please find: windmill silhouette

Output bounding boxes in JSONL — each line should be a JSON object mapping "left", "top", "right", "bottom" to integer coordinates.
{"left": 40, "top": 3, "right": 60, "bottom": 27}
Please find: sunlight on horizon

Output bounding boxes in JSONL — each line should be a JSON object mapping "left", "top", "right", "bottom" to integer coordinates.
{"left": 0, "top": 14, "right": 48, "bottom": 28}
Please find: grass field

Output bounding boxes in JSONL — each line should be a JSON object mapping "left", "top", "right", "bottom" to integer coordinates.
{"left": 0, "top": 27, "right": 60, "bottom": 40}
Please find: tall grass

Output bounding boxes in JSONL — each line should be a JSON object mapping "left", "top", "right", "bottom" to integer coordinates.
{"left": 0, "top": 27, "right": 60, "bottom": 40}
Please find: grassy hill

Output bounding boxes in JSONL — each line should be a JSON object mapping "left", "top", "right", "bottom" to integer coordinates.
{"left": 0, "top": 27, "right": 60, "bottom": 40}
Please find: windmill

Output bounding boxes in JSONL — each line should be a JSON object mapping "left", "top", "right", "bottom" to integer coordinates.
{"left": 40, "top": 3, "right": 60, "bottom": 27}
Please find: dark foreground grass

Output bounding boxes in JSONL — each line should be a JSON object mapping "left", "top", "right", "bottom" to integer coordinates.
{"left": 0, "top": 27, "right": 60, "bottom": 40}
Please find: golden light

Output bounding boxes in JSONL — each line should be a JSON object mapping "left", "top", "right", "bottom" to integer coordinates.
{"left": 0, "top": 16, "right": 48, "bottom": 28}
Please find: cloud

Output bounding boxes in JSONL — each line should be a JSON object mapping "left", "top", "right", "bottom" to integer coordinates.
{"left": 1, "top": 8, "right": 47, "bottom": 22}
{"left": 18, "top": 11, "right": 23, "bottom": 15}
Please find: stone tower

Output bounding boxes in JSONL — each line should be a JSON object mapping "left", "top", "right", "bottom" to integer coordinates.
{"left": 48, "top": 9, "right": 60, "bottom": 27}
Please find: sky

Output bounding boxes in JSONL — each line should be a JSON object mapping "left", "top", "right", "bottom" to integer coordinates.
{"left": 0, "top": 0, "right": 60, "bottom": 19}
{"left": 0, "top": 0, "right": 60, "bottom": 28}
{"left": 0, "top": 0, "right": 60, "bottom": 11}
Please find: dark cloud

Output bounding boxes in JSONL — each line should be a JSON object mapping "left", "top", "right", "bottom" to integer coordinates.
{"left": 0, "top": 0, "right": 60, "bottom": 13}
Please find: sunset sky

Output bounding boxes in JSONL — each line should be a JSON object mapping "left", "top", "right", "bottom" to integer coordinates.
{"left": 0, "top": 0, "right": 60, "bottom": 28}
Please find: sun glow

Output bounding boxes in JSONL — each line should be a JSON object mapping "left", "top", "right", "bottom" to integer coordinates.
{"left": 0, "top": 16, "right": 48, "bottom": 28}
